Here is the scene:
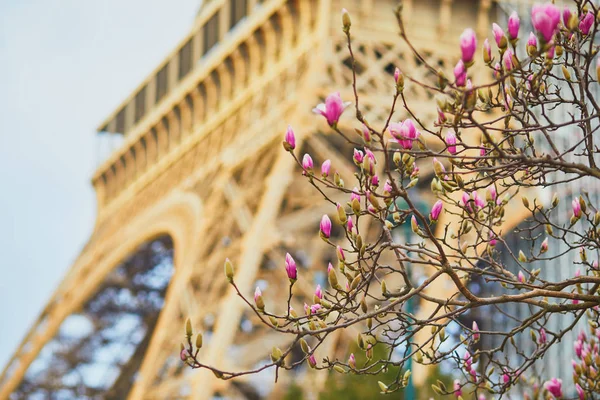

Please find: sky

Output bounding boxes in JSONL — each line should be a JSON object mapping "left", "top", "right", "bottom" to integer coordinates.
{"left": 0, "top": 0, "right": 200, "bottom": 371}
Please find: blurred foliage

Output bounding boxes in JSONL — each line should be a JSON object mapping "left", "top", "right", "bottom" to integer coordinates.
{"left": 284, "top": 343, "right": 453, "bottom": 400}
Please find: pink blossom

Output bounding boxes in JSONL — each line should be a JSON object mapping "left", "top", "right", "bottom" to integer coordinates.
{"left": 492, "top": 23, "right": 506, "bottom": 47}
{"left": 503, "top": 48, "right": 514, "bottom": 70}
{"left": 464, "top": 351, "right": 472, "bottom": 369}
{"left": 437, "top": 108, "right": 446, "bottom": 124}
{"left": 371, "top": 175, "right": 379, "bottom": 187}
{"left": 473, "top": 321, "right": 480, "bottom": 341}
{"left": 460, "top": 28, "right": 477, "bottom": 63}
{"left": 473, "top": 191, "right": 485, "bottom": 209}
{"left": 508, "top": 11, "right": 520, "bottom": 39}
{"left": 394, "top": 67, "right": 400, "bottom": 84}
{"left": 454, "top": 59, "right": 467, "bottom": 86}
{"left": 389, "top": 119, "right": 420, "bottom": 149}
{"left": 430, "top": 200, "right": 443, "bottom": 221}
{"left": 572, "top": 197, "right": 582, "bottom": 218}
{"left": 353, "top": 149, "right": 364, "bottom": 165}
{"left": 285, "top": 253, "right": 297, "bottom": 280}
{"left": 483, "top": 38, "right": 491, "bottom": 63}
{"left": 576, "top": 383, "right": 584, "bottom": 400}
{"left": 563, "top": 8, "right": 572, "bottom": 27}
{"left": 580, "top": 11, "right": 595, "bottom": 35}
{"left": 575, "top": 340, "right": 583, "bottom": 358}
{"left": 347, "top": 216, "right": 354, "bottom": 232}
{"left": 384, "top": 180, "right": 393, "bottom": 193}
{"left": 320, "top": 215, "right": 332, "bottom": 238}
{"left": 492, "top": 62, "right": 502, "bottom": 79}
{"left": 445, "top": 130, "right": 457, "bottom": 154}
{"left": 540, "top": 237, "right": 548, "bottom": 253}
{"left": 321, "top": 159, "right": 331, "bottom": 177}
{"left": 489, "top": 232, "right": 498, "bottom": 246}
{"left": 539, "top": 328, "right": 547, "bottom": 344}
{"left": 312, "top": 92, "right": 351, "bottom": 126}
{"left": 302, "top": 154, "right": 313, "bottom": 173}
{"left": 527, "top": 31, "right": 537, "bottom": 47}
{"left": 487, "top": 185, "right": 497, "bottom": 202}
{"left": 543, "top": 378, "right": 562, "bottom": 398}
{"left": 361, "top": 124, "right": 371, "bottom": 143}
{"left": 310, "top": 304, "right": 322, "bottom": 314}
{"left": 518, "top": 271, "right": 526, "bottom": 283}
{"left": 531, "top": 3, "right": 561, "bottom": 43}
{"left": 180, "top": 348, "right": 187, "bottom": 361}
{"left": 453, "top": 379, "right": 462, "bottom": 397}
{"left": 308, "top": 354, "right": 317, "bottom": 368}
{"left": 314, "top": 284, "right": 323, "bottom": 299}
{"left": 593, "top": 260, "right": 598, "bottom": 269}
{"left": 503, "top": 372, "right": 510, "bottom": 384}
{"left": 284, "top": 125, "right": 296, "bottom": 150}
{"left": 348, "top": 353, "right": 356, "bottom": 369}
{"left": 351, "top": 187, "right": 360, "bottom": 202}
{"left": 336, "top": 245, "right": 345, "bottom": 262}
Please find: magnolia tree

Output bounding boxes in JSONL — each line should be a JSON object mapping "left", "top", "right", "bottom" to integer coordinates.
{"left": 181, "top": 2, "right": 600, "bottom": 398}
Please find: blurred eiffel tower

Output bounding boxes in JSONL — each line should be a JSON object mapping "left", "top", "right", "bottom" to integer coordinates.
{"left": 0, "top": 1, "right": 494, "bottom": 399}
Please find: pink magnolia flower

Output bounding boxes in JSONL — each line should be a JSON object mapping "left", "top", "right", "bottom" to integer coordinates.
{"left": 302, "top": 154, "right": 313, "bottom": 174}
{"left": 310, "top": 304, "right": 322, "bottom": 314}
{"left": 383, "top": 180, "right": 393, "bottom": 193}
{"left": 473, "top": 321, "right": 480, "bottom": 341}
{"left": 492, "top": 62, "right": 502, "bottom": 79}
{"left": 540, "top": 237, "right": 548, "bottom": 254}
{"left": 460, "top": 28, "right": 477, "bottom": 63}
{"left": 454, "top": 59, "right": 467, "bottom": 87}
{"left": 285, "top": 253, "right": 297, "bottom": 280}
{"left": 371, "top": 175, "right": 379, "bottom": 187}
{"left": 531, "top": 3, "right": 561, "bottom": 43}
{"left": 527, "top": 31, "right": 537, "bottom": 47}
{"left": 508, "top": 11, "right": 520, "bottom": 39}
{"left": 361, "top": 124, "right": 371, "bottom": 143}
{"left": 575, "top": 340, "right": 583, "bottom": 358}
{"left": 284, "top": 125, "right": 296, "bottom": 150}
{"left": 315, "top": 285, "right": 323, "bottom": 299}
{"left": 572, "top": 197, "right": 582, "bottom": 218}
{"left": 492, "top": 23, "right": 506, "bottom": 47}
{"left": 389, "top": 119, "right": 419, "bottom": 149}
{"left": 483, "top": 38, "right": 491, "bottom": 63}
{"left": 308, "top": 354, "right": 317, "bottom": 368}
{"left": 351, "top": 187, "right": 360, "bottom": 202}
{"left": 180, "top": 348, "right": 187, "bottom": 361}
{"left": 336, "top": 245, "right": 345, "bottom": 262}
{"left": 489, "top": 232, "right": 498, "bottom": 246}
{"left": 543, "top": 378, "right": 562, "bottom": 398}
{"left": 312, "top": 92, "right": 351, "bottom": 126}
{"left": 321, "top": 159, "right": 331, "bottom": 177}
{"left": 503, "top": 372, "right": 510, "bottom": 384}
{"left": 593, "top": 260, "right": 599, "bottom": 269}
{"left": 503, "top": 48, "right": 514, "bottom": 70}
{"left": 320, "top": 214, "right": 332, "bottom": 238}
{"left": 563, "top": 8, "right": 572, "bottom": 27}
{"left": 437, "top": 107, "right": 447, "bottom": 124}
{"left": 463, "top": 351, "right": 472, "bottom": 370}
{"left": 539, "top": 328, "right": 547, "bottom": 344}
{"left": 580, "top": 11, "right": 594, "bottom": 35}
{"left": 347, "top": 216, "right": 354, "bottom": 232}
{"left": 254, "top": 286, "right": 264, "bottom": 309}
{"left": 348, "top": 353, "right": 356, "bottom": 369}
{"left": 394, "top": 67, "right": 400, "bottom": 84}
{"left": 353, "top": 149, "right": 364, "bottom": 165}
{"left": 304, "top": 302, "right": 310, "bottom": 316}
{"left": 487, "top": 185, "right": 497, "bottom": 202}
{"left": 430, "top": 200, "right": 443, "bottom": 221}
{"left": 445, "top": 130, "right": 457, "bottom": 154}
{"left": 576, "top": 383, "right": 584, "bottom": 400}
{"left": 453, "top": 380, "right": 462, "bottom": 397}
{"left": 518, "top": 271, "right": 526, "bottom": 284}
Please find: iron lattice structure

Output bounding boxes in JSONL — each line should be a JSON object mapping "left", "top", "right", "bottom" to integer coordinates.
{"left": 0, "top": 1, "right": 505, "bottom": 399}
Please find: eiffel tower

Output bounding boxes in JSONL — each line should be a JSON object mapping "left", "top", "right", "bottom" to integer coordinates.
{"left": 0, "top": 1, "right": 495, "bottom": 398}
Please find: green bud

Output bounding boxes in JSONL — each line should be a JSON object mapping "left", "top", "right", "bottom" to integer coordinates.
{"left": 271, "top": 346, "right": 283, "bottom": 362}
{"left": 342, "top": 9, "right": 351, "bottom": 31}
{"left": 381, "top": 279, "right": 387, "bottom": 295}
{"left": 300, "top": 338, "right": 309, "bottom": 354}
{"left": 378, "top": 381, "right": 389, "bottom": 393}
{"left": 334, "top": 365, "right": 346, "bottom": 374}
{"left": 196, "top": 333, "right": 203, "bottom": 349}
{"left": 185, "top": 318, "right": 193, "bottom": 338}
{"left": 518, "top": 250, "right": 527, "bottom": 262}
{"left": 224, "top": 258, "right": 234, "bottom": 283}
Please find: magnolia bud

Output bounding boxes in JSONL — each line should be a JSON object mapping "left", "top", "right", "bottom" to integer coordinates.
{"left": 271, "top": 346, "right": 283, "bottom": 362}
{"left": 300, "top": 338, "right": 309, "bottom": 353}
{"left": 518, "top": 250, "right": 527, "bottom": 262}
{"left": 224, "top": 258, "right": 234, "bottom": 283}
{"left": 552, "top": 193, "right": 559, "bottom": 207}
{"left": 186, "top": 318, "right": 193, "bottom": 338}
{"left": 381, "top": 279, "right": 387, "bottom": 295}
{"left": 378, "top": 381, "right": 389, "bottom": 393}
{"left": 522, "top": 196, "right": 530, "bottom": 208}
{"left": 342, "top": 8, "right": 351, "bottom": 31}
{"left": 562, "top": 65, "right": 571, "bottom": 81}
{"left": 196, "top": 332, "right": 203, "bottom": 349}
{"left": 336, "top": 203, "right": 347, "bottom": 224}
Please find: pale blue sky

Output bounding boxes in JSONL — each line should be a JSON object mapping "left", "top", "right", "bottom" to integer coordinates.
{"left": 0, "top": 0, "right": 200, "bottom": 370}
